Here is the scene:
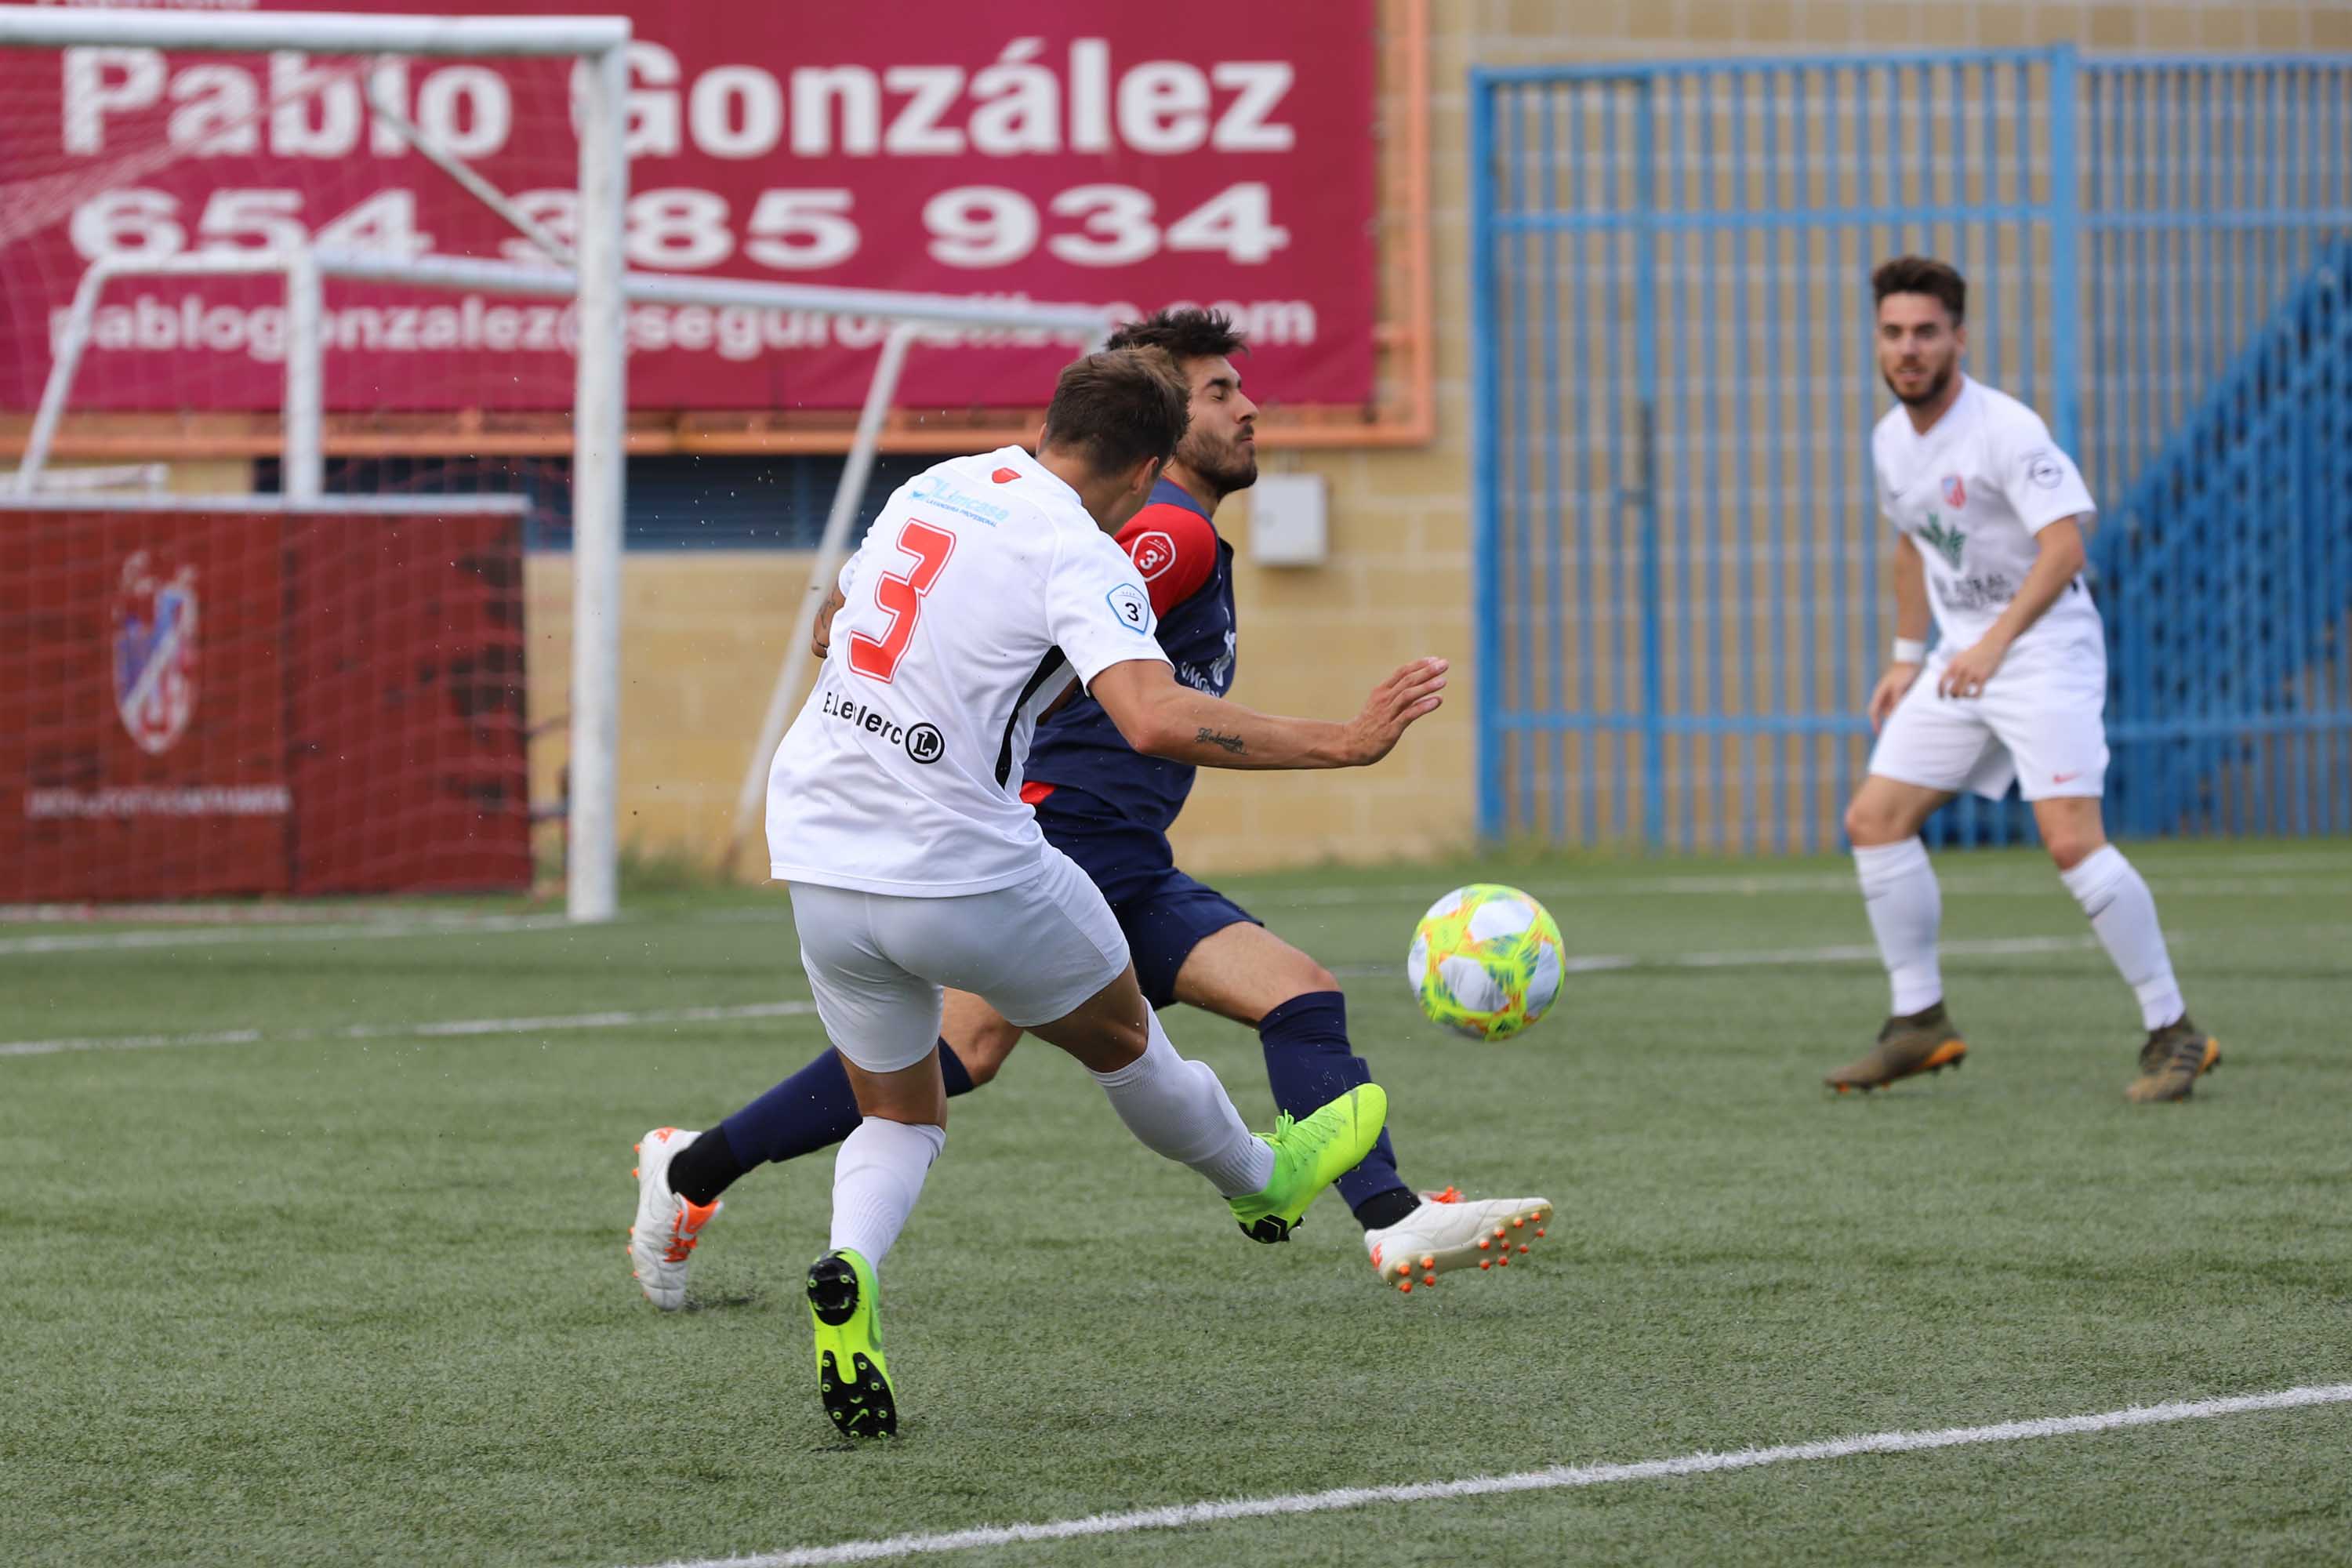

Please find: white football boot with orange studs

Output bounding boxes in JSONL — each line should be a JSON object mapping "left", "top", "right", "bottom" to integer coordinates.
{"left": 1364, "top": 1188, "right": 1552, "bottom": 1294}
{"left": 628, "top": 1127, "right": 722, "bottom": 1310}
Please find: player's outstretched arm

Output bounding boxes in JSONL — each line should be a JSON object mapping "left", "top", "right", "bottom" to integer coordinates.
{"left": 1088, "top": 655, "right": 1446, "bottom": 771}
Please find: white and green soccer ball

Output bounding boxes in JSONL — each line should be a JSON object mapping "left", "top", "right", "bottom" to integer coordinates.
{"left": 1405, "top": 883, "right": 1564, "bottom": 1041}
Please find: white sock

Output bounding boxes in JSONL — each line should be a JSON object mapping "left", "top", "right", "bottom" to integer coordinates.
{"left": 1854, "top": 837, "right": 1944, "bottom": 1014}
{"left": 1090, "top": 1014, "right": 1276, "bottom": 1198}
{"left": 2060, "top": 845, "right": 2186, "bottom": 1031}
{"left": 829, "top": 1117, "right": 946, "bottom": 1273}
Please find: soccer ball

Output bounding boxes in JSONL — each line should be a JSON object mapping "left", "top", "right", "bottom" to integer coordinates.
{"left": 1405, "top": 884, "right": 1564, "bottom": 1041}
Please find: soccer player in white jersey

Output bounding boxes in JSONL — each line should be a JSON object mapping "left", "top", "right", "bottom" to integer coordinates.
{"left": 1827, "top": 256, "right": 2221, "bottom": 1103}
{"left": 633, "top": 349, "right": 1444, "bottom": 1439}
{"left": 641, "top": 310, "right": 1548, "bottom": 1301}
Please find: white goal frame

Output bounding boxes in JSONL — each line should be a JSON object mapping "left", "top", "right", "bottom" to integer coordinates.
{"left": 0, "top": 6, "right": 1113, "bottom": 922}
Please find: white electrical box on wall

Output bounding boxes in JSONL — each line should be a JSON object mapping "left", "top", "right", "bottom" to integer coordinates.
{"left": 1246, "top": 472, "right": 1328, "bottom": 566}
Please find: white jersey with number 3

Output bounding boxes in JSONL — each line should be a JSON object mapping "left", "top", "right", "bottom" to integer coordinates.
{"left": 767, "top": 445, "right": 1171, "bottom": 896}
{"left": 1873, "top": 375, "right": 2100, "bottom": 652}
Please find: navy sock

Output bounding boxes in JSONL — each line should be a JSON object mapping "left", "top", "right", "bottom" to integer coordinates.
{"left": 938, "top": 1043, "right": 975, "bottom": 1097}
{"left": 683, "top": 1038, "right": 978, "bottom": 1204}
{"left": 1255, "top": 990, "right": 1412, "bottom": 1228}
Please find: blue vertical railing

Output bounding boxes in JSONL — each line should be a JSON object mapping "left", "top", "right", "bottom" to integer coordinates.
{"left": 1472, "top": 48, "right": 2352, "bottom": 852}
{"left": 2096, "top": 243, "right": 2352, "bottom": 837}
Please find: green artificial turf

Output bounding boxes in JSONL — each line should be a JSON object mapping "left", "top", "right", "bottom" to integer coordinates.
{"left": 4, "top": 840, "right": 2347, "bottom": 1566}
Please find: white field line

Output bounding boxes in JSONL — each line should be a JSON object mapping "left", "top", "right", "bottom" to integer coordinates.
{"left": 3, "top": 935, "right": 2096, "bottom": 1061}
{"left": 1564, "top": 932, "right": 2096, "bottom": 973}
{"left": 1334, "top": 931, "right": 2100, "bottom": 982}
{"left": 30, "top": 918, "right": 2324, "bottom": 1062}
{"left": 0, "top": 883, "right": 2288, "bottom": 956}
{"left": 0, "top": 912, "right": 568, "bottom": 956}
{"left": 633, "top": 1382, "right": 2352, "bottom": 1568}
{"left": 651, "top": 871, "right": 2347, "bottom": 935}
{"left": 0, "top": 1000, "right": 817, "bottom": 1059}
{"left": 8, "top": 844, "right": 2345, "bottom": 953}
{"left": 1260, "top": 871, "right": 2349, "bottom": 907}
{"left": 0, "top": 899, "right": 493, "bottom": 925}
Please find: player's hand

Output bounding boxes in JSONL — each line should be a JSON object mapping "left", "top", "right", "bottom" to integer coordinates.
{"left": 1341, "top": 656, "right": 1447, "bottom": 765}
{"left": 1936, "top": 637, "right": 2008, "bottom": 700}
{"left": 1867, "top": 662, "right": 1920, "bottom": 732}
{"left": 811, "top": 583, "right": 847, "bottom": 660}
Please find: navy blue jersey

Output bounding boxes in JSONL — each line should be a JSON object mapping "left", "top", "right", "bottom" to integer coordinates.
{"left": 1023, "top": 477, "right": 1235, "bottom": 835}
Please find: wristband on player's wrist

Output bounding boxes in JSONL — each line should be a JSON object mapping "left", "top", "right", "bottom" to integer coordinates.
{"left": 1891, "top": 637, "right": 1927, "bottom": 665}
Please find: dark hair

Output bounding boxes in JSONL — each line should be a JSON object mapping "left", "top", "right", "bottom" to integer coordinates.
{"left": 1872, "top": 256, "right": 1966, "bottom": 323}
{"left": 1040, "top": 347, "right": 1192, "bottom": 475}
{"left": 1104, "top": 307, "right": 1247, "bottom": 362}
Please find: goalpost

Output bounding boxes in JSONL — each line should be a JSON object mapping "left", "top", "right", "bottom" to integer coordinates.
{"left": 0, "top": 8, "right": 1110, "bottom": 921}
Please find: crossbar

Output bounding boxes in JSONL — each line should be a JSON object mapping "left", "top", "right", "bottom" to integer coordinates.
{"left": 307, "top": 251, "right": 1115, "bottom": 336}
{"left": 0, "top": 6, "right": 628, "bottom": 56}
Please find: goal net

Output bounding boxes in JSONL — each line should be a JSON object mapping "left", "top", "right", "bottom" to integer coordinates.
{"left": 1, "top": 491, "right": 532, "bottom": 903}
{"left": 0, "top": 9, "right": 622, "bottom": 914}
{"left": 0, "top": 9, "right": 1109, "bottom": 919}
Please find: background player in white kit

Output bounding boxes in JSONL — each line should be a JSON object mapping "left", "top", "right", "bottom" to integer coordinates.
{"left": 1828, "top": 256, "right": 2222, "bottom": 1104}
{"left": 632, "top": 349, "right": 1445, "bottom": 1439}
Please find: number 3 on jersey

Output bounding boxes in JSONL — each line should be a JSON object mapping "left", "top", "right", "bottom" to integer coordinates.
{"left": 848, "top": 520, "right": 956, "bottom": 683}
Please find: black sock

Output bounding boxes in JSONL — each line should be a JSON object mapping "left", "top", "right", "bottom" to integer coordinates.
{"left": 1353, "top": 1187, "right": 1421, "bottom": 1232}
{"left": 672, "top": 1038, "right": 980, "bottom": 1209}
{"left": 939, "top": 1039, "right": 976, "bottom": 1096}
{"left": 666, "top": 1126, "right": 748, "bottom": 1208}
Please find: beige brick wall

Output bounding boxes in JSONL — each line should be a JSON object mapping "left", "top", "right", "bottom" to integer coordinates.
{"left": 553, "top": 0, "right": 2348, "bottom": 877}
{"left": 527, "top": 552, "right": 821, "bottom": 868}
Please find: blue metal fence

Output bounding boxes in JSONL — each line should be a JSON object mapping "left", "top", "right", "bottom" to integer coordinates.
{"left": 1472, "top": 48, "right": 2352, "bottom": 852}
{"left": 2099, "top": 241, "right": 2352, "bottom": 838}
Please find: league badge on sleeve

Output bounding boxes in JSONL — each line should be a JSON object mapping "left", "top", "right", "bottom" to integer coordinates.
{"left": 1130, "top": 531, "right": 1177, "bottom": 580}
{"left": 1105, "top": 582, "right": 1152, "bottom": 634}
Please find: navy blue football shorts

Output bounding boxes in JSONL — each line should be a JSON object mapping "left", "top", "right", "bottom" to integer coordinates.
{"left": 1030, "top": 784, "right": 1260, "bottom": 1011}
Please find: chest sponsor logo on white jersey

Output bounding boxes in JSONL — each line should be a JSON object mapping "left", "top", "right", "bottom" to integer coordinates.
{"left": 1918, "top": 514, "right": 1968, "bottom": 569}
{"left": 820, "top": 690, "right": 945, "bottom": 764}
{"left": 1933, "top": 573, "right": 2017, "bottom": 615}
{"left": 1941, "top": 474, "right": 1966, "bottom": 508}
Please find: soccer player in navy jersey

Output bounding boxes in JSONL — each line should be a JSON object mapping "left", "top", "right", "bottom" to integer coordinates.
{"left": 644, "top": 310, "right": 1548, "bottom": 1298}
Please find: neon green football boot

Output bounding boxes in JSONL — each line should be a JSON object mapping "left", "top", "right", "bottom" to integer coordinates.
{"left": 1228, "top": 1083, "right": 1389, "bottom": 1243}
{"left": 807, "top": 1248, "right": 895, "bottom": 1439}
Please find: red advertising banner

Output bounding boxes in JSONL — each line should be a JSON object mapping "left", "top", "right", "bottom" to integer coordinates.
{"left": 0, "top": 506, "right": 529, "bottom": 902}
{"left": 0, "top": 1, "right": 1378, "bottom": 416}
{"left": 1, "top": 510, "right": 293, "bottom": 900}
{"left": 281, "top": 512, "right": 530, "bottom": 894}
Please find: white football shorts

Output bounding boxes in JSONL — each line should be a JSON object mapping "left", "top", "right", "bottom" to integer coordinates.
{"left": 786, "top": 842, "right": 1129, "bottom": 1075}
{"left": 1868, "top": 629, "right": 2110, "bottom": 801}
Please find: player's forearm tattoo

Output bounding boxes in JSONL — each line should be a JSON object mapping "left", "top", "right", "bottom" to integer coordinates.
{"left": 1196, "top": 728, "right": 1246, "bottom": 754}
